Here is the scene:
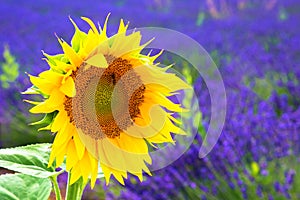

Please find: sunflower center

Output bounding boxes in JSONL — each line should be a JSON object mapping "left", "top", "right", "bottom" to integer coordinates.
{"left": 64, "top": 57, "right": 145, "bottom": 139}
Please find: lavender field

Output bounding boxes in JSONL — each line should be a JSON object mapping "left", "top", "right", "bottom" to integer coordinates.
{"left": 1, "top": 0, "right": 300, "bottom": 199}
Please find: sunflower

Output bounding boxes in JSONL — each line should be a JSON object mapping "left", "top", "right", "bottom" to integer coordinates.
{"left": 24, "top": 15, "right": 190, "bottom": 188}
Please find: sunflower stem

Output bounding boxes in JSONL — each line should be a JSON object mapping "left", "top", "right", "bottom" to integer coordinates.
{"left": 50, "top": 175, "right": 62, "bottom": 200}
{"left": 65, "top": 173, "right": 85, "bottom": 200}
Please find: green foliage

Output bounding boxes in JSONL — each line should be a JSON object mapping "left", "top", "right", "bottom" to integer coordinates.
{"left": 0, "top": 143, "right": 105, "bottom": 200}
{"left": 209, "top": 50, "right": 231, "bottom": 69}
{"left": 250, "top": 161, "right": 260, "bottom": 177}
{"left": 157, "top": 50, "right": 200, "bottom": 84}
{"left": 0, "top": 46, "right": 19, "bottom": 89}
{"left": 263, "top": 36, "right": 280, "bottom": 52}
{"left": 0, "top": 143, "right": 60, "bottom": 200}
{"left": 0, "top": 46, "right": 52, "bottom": 148}
{"left": 244, "top": 71, "right": 299, "bottom": 108}
{"left": 251, "top": 77, "right": 273, "bottom": 100}
{"left": 1, "top": 112, "right": 54, "bottom": 148}
{"left": 196, "top": 12, "right": 206, "bottom": 26}
{"left": 278, "top": 7, "right": 288, "bottom": 21}
{"left": 184, "top": 156, "right": 299, "bottom": 200}
{"left": 0, "top": 173, "right": 52, "bottom": 200}
{"left": 0, "top": 143, "right": 59, "bottom": 178}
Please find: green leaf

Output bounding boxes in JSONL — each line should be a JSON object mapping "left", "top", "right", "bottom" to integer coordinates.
{"left": 0, "top": 173, "right": 51, "bottom": 200}
{"left": 0, "top": 143, "right": 60, "bottom": 178}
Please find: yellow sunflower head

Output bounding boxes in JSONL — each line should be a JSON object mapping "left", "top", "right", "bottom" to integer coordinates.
{"left": 24, "top": 15, "right": 190, "bottom": 188}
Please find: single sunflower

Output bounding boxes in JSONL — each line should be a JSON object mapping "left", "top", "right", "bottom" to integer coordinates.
{"left": 24, "top": 15, "right": 190, "bottom": 187}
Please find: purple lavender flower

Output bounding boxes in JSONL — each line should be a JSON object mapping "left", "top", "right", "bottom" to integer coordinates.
{"left": 285, "top": 169, "right": 296, "bottom": 186}
{"left": 268, "top": 194, "right": 274, "bottom": 200}
{"left": 274, "top": 181, "right": 281, "bottom": 192}
{"left": 256, "top": 185, "right": 263, "bottom": 198}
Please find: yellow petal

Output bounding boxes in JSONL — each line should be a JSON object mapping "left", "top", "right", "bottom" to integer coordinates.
{"left": 29, "top": 101, "right": 56, "bottom": 113}
{"left": 100, "top": 163, "right": 112, "bottom": 184}
{"left": 135, "top": 172, "right": 143, "bottom": 182}
{"left": 83, "top": 30, "right": 100, "bottom": 55}
{"left": 84, "top": 53, "right": 108, "bottom": 68}
{"left": 23, "top": 99, "right": 40, "bottom": 105}
{"left": 79, "top": 150, "right": 92, "bottom": 182}
{"left": 59, "top": 77, "right": 76, "bottom": 97}
{"left": 53, "top": 122, "right": 73, "bottom": 147}
{"left": 39, "top": 70, "right": 63, "bottom": 85}
{"left": 66, "top": 140, "right": 79, "bottom": 171}
{"left": 147, "top": 133, "right": 172, "bottom": 144}
{"left": 55, "top": 147, "right": 66, "bottom": 167}
{"left": 58, "top": 38, "right": 83, "bottom": 66}
{"left": 51, "top": 110, "right": 68, "bottom": 132}
{"left": 29, "top": 75, "right": 55, "bottom": 95}
{"left": 73, "top": 133, "right": 85, "bottom": 160}
{"left": 112, "top": 171, "right": 125, "bottom": 185}
{"left": 117, "top": 19, "right": 128, "bottom": 34}
{"left": 48, "top": 58, "right": 74, "bottom": 72}
{"left": 98, "top": 13, "right": 110, "bottom": 41}
{"left": 97, "top": 137, "right": 151, "bottom": 183}
{"left": 88, "top": 152, "right": 97, "bottom": 171}
{"left": 164, "top": 118, "right": 186, "bottom": 135}
{"left": 90, "top": 161, "right": 98, "bottom": 189}
{"left": 101, "top": 163, "right": 125, "bottom": 185}
{"left": 126, "top": 104, "right": 167, "bottom": 138}
{"left": 47, "top": 89, "right": 65, "bottom": 108}
{"left": 113, "top": 133, "right": 148, "bottom": 154}
{"left": 110, "top": 31, "right": 142, "bottom": 57}
{"left": 146, "top": 83, "right": 174, "bottom": 96}
{"left": 97, "top": 139, "right": 127, "bottom": 174}
{"left": 77, "top": 128, "right": 98, "bottom": 160}
{"left": 70, "top": 165, "right": 81, "bottom": 184}
{"left": 167, "top": 113, "right": 182, "bottom": 124}
{"left": 134, "top": 65, "right": 191, "bottom": 92}
{"left": 144, "top": 90, "right": 185, "bottom": 112}
{"left": 81, "top": 17, "right": 99, "bottom": 35}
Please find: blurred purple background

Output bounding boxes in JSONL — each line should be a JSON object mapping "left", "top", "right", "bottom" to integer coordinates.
{"left": 1, "top": 0, "right": 300, "bottom": 199}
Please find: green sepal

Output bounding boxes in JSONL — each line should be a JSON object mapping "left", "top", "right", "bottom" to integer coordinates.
{"left": 22, "top": 85, "right": 49, "bottom": 99}
{"left": 42, "top": 52, "right": 65, "bottom": 66}
{"left": 30, "top": 111, "right": 57, "bottom": 126}
{"left": 30, "top": 112, "right": 58, "bottom": 131}
{"left": 70, "top": 17, "right": 87, "bottom": 53}
{"left": 21, "top": 85, "right": 41, "bottom": 95}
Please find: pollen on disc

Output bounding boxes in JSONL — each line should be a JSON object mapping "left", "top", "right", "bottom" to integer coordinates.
{"left": 64, "top": 57, "right": 146, "bottom": 139}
